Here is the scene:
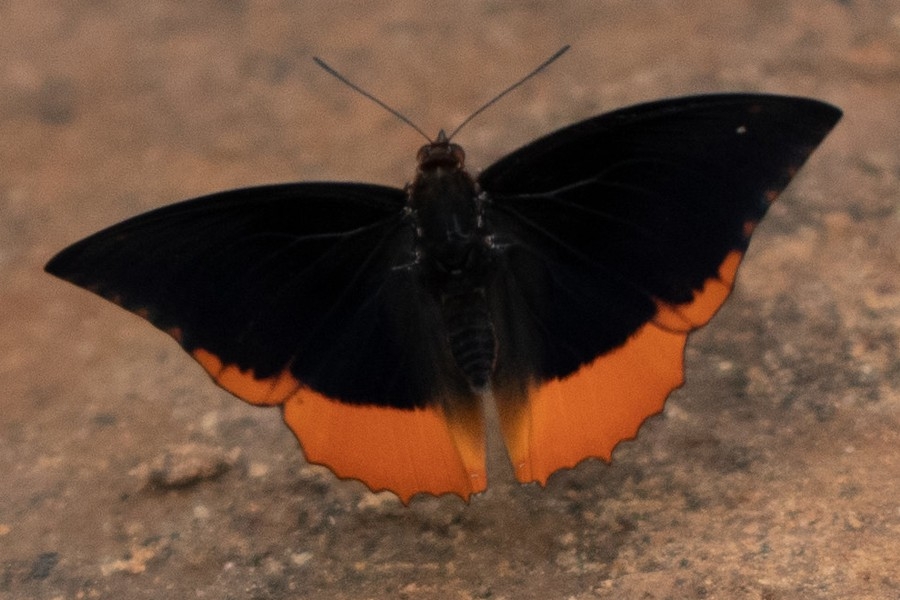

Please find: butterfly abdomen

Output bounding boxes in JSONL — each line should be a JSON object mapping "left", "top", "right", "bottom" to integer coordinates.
{"left": 439, "top": 286, "right": 497, "bottom": 391}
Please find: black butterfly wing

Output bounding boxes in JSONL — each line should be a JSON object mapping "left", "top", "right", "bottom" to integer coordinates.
{"left": 46, "top": 183, "right": 487, "bottom": 502}
{"left": 480, "top": 94, "right": 842, "bottom": 485}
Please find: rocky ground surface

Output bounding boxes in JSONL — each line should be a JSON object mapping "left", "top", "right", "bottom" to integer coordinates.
{"left": 2, "top": 1, "right": 898, "bottom": 599}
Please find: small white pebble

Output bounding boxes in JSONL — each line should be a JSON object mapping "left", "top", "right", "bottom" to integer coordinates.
{"left": 291, "top": 551, "right": 313, "bottom": 567}
{"left": 249, "top": 462, "right": 270, "bottom": 478}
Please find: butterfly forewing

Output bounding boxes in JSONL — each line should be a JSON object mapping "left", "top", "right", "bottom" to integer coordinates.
{"left": 482, "top": 95, "right": 841, "bottom": 382}
{"left": 49, "top": 182, "right": 468, "bottom": 406}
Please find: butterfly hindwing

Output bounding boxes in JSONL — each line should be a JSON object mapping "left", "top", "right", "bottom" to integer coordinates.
{"left": 481, "top": 95, "right": 841, "bottom": 484}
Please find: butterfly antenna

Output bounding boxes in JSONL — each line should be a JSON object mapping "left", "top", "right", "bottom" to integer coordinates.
{"left": 313, "top": 56, "right": 433, "bottom": 143}
{"left": 447, "top": 45, "right": 571, "bottom": 141}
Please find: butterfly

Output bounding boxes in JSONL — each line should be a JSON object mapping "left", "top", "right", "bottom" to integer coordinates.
{"left": 45, "top": 51, "right": 841, "bottom": 503}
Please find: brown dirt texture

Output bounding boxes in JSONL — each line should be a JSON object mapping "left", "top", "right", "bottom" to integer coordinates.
{"left": 2, "top": 1, "right": 898, "bottom": 599}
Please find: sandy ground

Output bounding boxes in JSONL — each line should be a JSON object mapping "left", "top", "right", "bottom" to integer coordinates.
{"left": 2, "top": 1, "right": 898, "bottom": 598}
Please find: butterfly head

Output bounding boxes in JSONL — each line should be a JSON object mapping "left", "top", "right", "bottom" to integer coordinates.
{"left": 416, "top": 130, "right": 466, "bottom": 172}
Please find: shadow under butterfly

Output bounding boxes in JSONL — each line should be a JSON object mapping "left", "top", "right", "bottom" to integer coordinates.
{"left": 45, "top": 47, "right": 841, "bottom": 503}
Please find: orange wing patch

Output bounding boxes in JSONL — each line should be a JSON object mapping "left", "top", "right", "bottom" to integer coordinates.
{"left": 192, "top": 348, "right": 299, "bottom": 406}
{"left": 496, "top": 249, "right": 746, "bottom": 486}
{"left": 496, "top": 321, "right": 686, "bottom": 485}
{"left": 284, "top": 392, "right": 485, "bottom": 503}
{"left": 653, "top": 250, "right": 743, "bottom": 331}
{"left": 190, "top": 348, "right": 486, "bottom": 503}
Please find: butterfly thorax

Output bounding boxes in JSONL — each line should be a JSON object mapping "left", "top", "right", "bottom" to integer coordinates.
{"left": 408, "top": 136, "right": 497, "bottom": 391}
